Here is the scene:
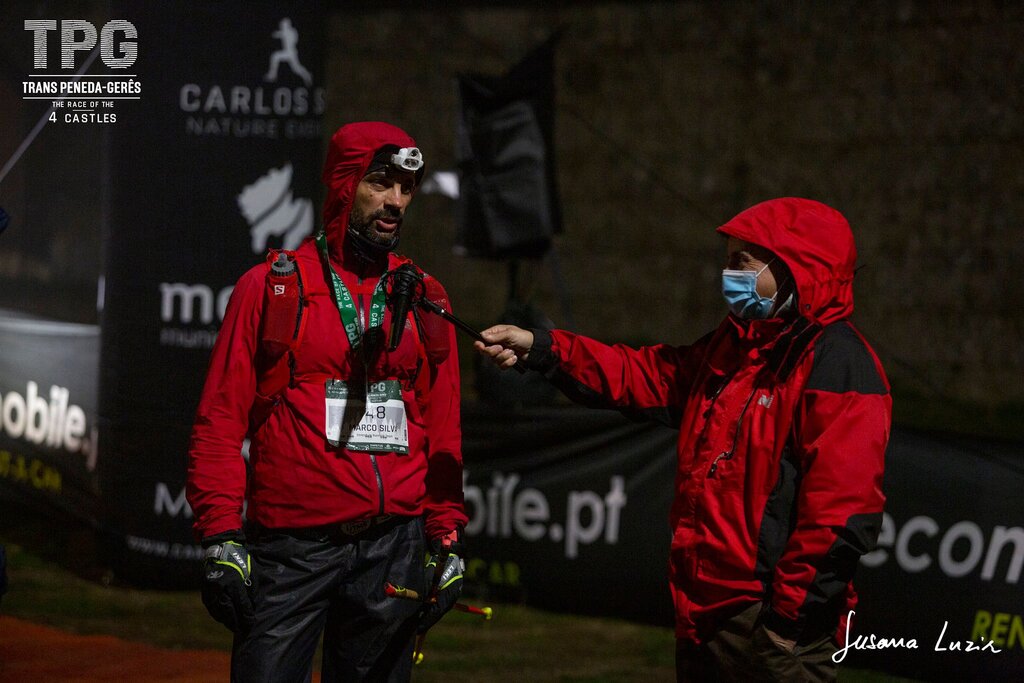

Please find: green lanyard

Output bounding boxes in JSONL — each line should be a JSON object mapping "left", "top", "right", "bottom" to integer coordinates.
{"left": 314, "top": 231, "right": 388, "bottom": 351}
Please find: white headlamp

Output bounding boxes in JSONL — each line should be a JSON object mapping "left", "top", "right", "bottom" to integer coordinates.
{"left": 390, "top": 147, "right": 423, "bottom": 172}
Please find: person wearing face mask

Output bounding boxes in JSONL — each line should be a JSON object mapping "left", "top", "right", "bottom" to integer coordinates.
{"left": 187, "top": 122, "right": 467, "bottom": 682}
{"left": 475, "top": 197, "right": 891, "bottom": 682}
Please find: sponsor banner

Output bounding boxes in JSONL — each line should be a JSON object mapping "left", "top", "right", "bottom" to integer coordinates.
{"left": 0, "top": 11, "right": 110, "bottom": 324}
{"left": 846, "top": 429, "right": 1024, "bottom": 681}
{"left": 460, "top": 403, "right": 677, "bottom": 626}
{"left": 97, "top": 2, "right": 325, "bottom": 585}
{"left": 460, "top": 407, "right": 1023, "bottom": 680}
{"left": 0, "top": 309, "right": 99, "bottom": 521}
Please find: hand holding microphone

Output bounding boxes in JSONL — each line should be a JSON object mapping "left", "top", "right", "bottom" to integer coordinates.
{"left": 474, "top": 325, "right": 535, "bottom": 371}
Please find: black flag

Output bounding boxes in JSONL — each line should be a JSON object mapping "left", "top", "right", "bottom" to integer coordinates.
{"left": 455, "top": 34, "right": 563, "bottom": 259}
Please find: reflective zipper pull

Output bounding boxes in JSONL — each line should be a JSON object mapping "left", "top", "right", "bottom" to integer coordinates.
{"left": 708, "top": 452, "right": 729, "bottom": 478}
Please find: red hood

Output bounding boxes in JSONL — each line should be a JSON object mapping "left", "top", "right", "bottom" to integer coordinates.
{"left": 320, "top": 121, "right": 418, "bottom": 261}
{"left": 716, "top": 197, "right": 856, "bottom": 326}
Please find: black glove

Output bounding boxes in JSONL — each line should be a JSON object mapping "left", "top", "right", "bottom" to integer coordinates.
{"left": 200, "top": 531, "right": 256, "bottom": 633}
{"left": 417, "top": 529, "right": 464, "bottom": 634}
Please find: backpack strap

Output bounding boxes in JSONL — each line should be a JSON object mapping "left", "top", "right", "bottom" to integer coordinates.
{"left": 253, "top": 249, "right": 447, "bottom": 418}
{"left": 255, "top": 248, "right": 310, "bottom": 402}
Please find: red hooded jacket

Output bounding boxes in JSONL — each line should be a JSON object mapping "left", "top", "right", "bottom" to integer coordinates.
{"left": 186, "top": 122, "right": 467, "bottom": 541}
{"left": 524, "top": 198, "right": 890, "bottom": 643}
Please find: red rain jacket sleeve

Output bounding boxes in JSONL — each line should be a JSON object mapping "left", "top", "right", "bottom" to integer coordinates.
{"left": 421, "top": 287, "right": 468, "bottom": 539}
{"left": 186, "top": 265, "right": 264, "bottom": 541}
{"left": 766, "top": 324, "right": 891, "bottom": 639}
{"left": 525, "top": 328, "right": 703, "bottom": 425}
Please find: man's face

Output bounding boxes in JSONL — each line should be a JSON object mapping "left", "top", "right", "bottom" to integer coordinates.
{"left": 725, "top": 236, "right": 780, "bottom": 299}
{"left": 348, "top": 167, "right": 417, "bottom": 249}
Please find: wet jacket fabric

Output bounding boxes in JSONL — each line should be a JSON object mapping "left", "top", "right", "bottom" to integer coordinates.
{"left": 187, "top": 122, "right": 467, "bottom": 542}
{"left": 524, "top": 198, "right": 890, "bottom": 643}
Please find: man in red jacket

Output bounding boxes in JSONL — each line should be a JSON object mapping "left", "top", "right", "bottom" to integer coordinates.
{"left": 187, "top": 122, "right": 467, "bottom": 682}
{"left": 476, "top": 198, "right": 890, "bottom": 682}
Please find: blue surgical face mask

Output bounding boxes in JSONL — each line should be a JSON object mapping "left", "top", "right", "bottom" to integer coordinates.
{"left": 722, "top": 260, "right": 778, "bottom": 320}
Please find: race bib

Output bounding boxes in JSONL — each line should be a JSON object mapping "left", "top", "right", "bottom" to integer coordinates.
{"left": 325, "top": 380, "right": 409, "bottom": 454}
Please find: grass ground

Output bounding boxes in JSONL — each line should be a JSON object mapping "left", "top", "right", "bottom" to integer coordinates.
{"left": 0, "top": 538, "right": 923, "bottom": 682}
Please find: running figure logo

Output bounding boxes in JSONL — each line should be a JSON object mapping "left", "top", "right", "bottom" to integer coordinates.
{"left": 264, "top": 18, "right": 312, "bottom": 86}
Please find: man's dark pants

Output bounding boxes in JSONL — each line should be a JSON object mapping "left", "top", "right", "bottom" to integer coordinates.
{"left": 232, "top": 516, "right": 427, "bottom": 683}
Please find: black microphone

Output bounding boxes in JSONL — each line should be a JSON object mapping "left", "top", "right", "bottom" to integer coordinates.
{"left": 386, "top": 264, "right": 423, "bottom": 351}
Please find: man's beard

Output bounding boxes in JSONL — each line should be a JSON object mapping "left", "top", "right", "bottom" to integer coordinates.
{"left": 348, "top": 205, "right": 402, "bottom": 250}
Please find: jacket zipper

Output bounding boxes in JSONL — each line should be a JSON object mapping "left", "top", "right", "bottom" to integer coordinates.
{"left": 286, "top": 265, "right": 305, "bottom": 388}
{"left": 357, "top": 274, "right": 386, "bottom": 515}
{"left": 292, "top": 262, "right": 305, "bottom": 339}
{"left": 692, "top": 374, "right": 730, "bottom": 461}
{"left": 370, "top": 456, "right": 385, "bottom": 515}
{"left": 707, "top": 386, "right": 759, "bottom": 478}
{"left": 706, "top": 321, "right": 804, "bottom": 478}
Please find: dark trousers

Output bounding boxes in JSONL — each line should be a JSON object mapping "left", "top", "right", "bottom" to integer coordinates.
{"left": 232, "top": 516, "right": 428, "bottom": 683}
{"left": 676, "top": 603, "right": 838, "bottom": 683}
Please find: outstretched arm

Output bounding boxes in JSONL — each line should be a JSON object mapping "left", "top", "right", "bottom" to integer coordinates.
{"left": 476, "top": 324, "right": 705, "bottom": 427}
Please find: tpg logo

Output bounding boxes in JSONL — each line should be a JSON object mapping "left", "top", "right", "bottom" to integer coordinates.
{"left": 24, "top": 19, "right": 138, "bottom": 70}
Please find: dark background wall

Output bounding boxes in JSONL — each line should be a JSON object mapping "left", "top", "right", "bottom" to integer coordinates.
{"left": 1, "top": 1, "right": 1021, "bottom": 437}
{"left": 323, "top": 1, "right": 1023, "bottom": 437}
